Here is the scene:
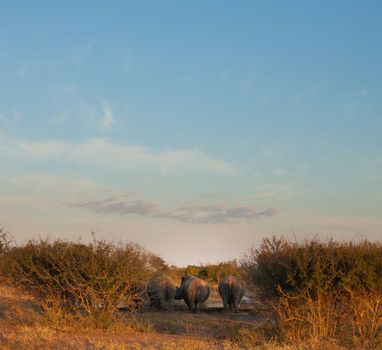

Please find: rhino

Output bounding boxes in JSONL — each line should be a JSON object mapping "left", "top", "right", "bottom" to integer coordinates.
{"left": 218, "top": 275, "right": 244, "bottom": 312}
{"left": 175, "top": 275, "right": 210, "bottom": 312}
{"left": 147, "top": 275, "right": 177, "bottom": 310}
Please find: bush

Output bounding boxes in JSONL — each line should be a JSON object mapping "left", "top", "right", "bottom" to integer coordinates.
{"left": 0, "top": 227, "right": 10, "bottom": 256}
{"left": 242, "top": 236, "right": 382, "bottom": 347}
{"left": 184, "top": 260, "right": 243, "bottom": 284}
{"left": 0, "top": 227, "right": 11, "bottom": 277}
{"left": 2, "top": 237, "right": 161, "bottom": 327}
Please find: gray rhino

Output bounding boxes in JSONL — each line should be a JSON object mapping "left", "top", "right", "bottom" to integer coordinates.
{"left": 175, "top": 275, "right": 210, "bottom": 312}
{"left": 147, "top": 275, "right": 177, "bottom": 310}
{"left": 218, "top": 275, "right": 244, "bottom": 312}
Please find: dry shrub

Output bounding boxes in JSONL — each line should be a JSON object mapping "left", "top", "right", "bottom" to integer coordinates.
{"left": 242, "top": 237, "right": 382, "bottom": 348}
{"left": 274, "top": 290, "right": 343, "bottom": 344}
{"left": 344, "top": 289, "right": 382, "bottom": 348}
{"left": 224, "top": 323, "right": 260, "bottom": 349}
{"left": 0, "top": 227, "right": 11, "bottom": 275}
{"left": 2, "top": 237, "right": 160, "bottom": 328}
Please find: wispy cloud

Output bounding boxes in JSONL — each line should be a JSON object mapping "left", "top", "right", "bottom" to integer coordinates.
{"left": 219, "top": 67, "right": 238, "bottom": 83}
{"left": 271, "top": 168, "right": 286, "bottom": 176}
{"left": 48, "top": 87, "right": 116, "bottom": 132}
{"left": 257, "top": 96, "right": 270, "bottom": 103}
{"left": 0, "top": 138, "right": 236, "bottom": 174}
{"left": 17, "top": 58, "right": 45, "bottom": 78}
{"left": 251, "top": 183, "right": 297, "bottom": 201}
{"left": 53, "top": 43, "right": 93, "bottom": 70}
{"left": 8, "top": 174, "right": 275, "bottom": 225}
{"left": 17, "top": 43, "right": 92, "bottom": 79}
{"left": 0, "top": 114, "right": 11, "bottom": 128}
{"left": 51, "top": 111, "right": 71, "bottom": 124}
{"left": 0, "top": 139, "right": 69, "bottom": 161}
{"left": 291, "top": 85, "right": 316, "bottom": 102}
{"left": 121, "top": 50, "right": 134, "bottom": 73}
{"left": 0, "top": 110, "right": 24, "bottom": 130}
{"left": 69, "top": 196, "right": 279, "bottom": 224}
{"left": 122, "top": 61, "right": 134, "bottom": 73}
{"left": 344, "top": 90, "right": 368, "bottom": 111}
{"left": 57, "top": 84, "right": 76, "bottom": 95}
{"left": 100, "top": 103, "right": 114, "bottom": 131}
{"left": 297, "top": 164, "right": 307, "bottom": 172}
{"left": 368, "top": 157, "right": 382, "bottom": 167}
{"left": 6, "top": 174, "right": 103, "bottom": 198}
{"left": 178, "top": 204, "right": 226, "bottom": 212}
{"left": 7, "top": 175, "right": 276, "bottom": 225}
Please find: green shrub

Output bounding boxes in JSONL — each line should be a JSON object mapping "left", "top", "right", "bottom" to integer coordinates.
{"left": 2, "top": 237, "right": 161, "bottom": 327}
{"left": 184, "top": 260, "right": 243, "bottom": 284}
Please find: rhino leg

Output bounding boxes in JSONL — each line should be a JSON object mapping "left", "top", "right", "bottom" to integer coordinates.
{"left": 233, "top": 301, "right": 239, "bottom": 313}
{"left": 167, "top": 298, "right": 174, "bottom": 312}
{"left": 229, "top": 302, "right": 235, "bottom": 312}
{"left": 184, "top": 297, "right": 193, "bottom": 312}
{"left": 193, "top": 301, "right": 199, "bottom": 313}
{"left": 159, "top": 299, "right": 167, "bottom": 311}
{"left": 150, "top": 298, "right": 159, "bottom": 309}
{"left": 222, "top": 299, "right": 229, "bottom": 312}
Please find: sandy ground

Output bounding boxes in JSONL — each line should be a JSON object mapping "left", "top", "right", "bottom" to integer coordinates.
{"left": 0, "top": 285, "right": 268, "bottom": 350}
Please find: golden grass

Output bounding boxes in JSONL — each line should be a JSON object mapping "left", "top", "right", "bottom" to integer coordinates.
{"left": 0, "top": 284, "right": 354, "bottom": 349}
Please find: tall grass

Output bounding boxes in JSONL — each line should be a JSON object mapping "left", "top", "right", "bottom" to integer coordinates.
{"left": 242, "top": 236, "right": 382, "bottom": 348}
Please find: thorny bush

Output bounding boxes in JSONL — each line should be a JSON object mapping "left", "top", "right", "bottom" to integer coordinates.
{"left": 242, "top": 236, "right": 382, "bottom": 348}
{"left": 1, "top": 237, "right": 163, "bottom": 327}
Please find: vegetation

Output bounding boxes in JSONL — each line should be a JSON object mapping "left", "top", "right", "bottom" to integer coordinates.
{"left": 1, "top": 230, "right": 381, "bottom": 349}
{"left": 0, "top": 227, "right": 11, "bottom": 271}
{"left": 242, "top": 236, "right": 382, "bottom": 348}
{"left": 0, "top": 236, "right": 164, "bottom": 327}
{"left": 0, "top": 283, "right": 286, "bottom": 350}
{"left": 183, "top": 260, "right": 244, "bottom": 284}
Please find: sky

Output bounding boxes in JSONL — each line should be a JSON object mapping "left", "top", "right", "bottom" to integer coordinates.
{"left": 0, "top": 1, "right": 381, "bottom": 266}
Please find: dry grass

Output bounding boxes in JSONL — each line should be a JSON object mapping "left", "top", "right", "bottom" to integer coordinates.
{"left": 0, "top": 284, "right": 355, "bottom": 350}
{"left": 0, "top": 284, "right": 326, "bottom": 350}
{"left": 242, "top": 237, "right": 382, "bottom": 349}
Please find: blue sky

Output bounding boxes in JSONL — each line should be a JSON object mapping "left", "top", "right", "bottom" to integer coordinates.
{"left": 0, "top": 1, "right": 381, "bottom": 265}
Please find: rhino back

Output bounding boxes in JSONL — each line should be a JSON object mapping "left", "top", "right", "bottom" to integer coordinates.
{"left": 187, "top": 277, "right": 210, "bottom": 303}
{"left": 148, "top": 275, "right": 176, "bottom": 301}
{"left": 165, "top": 277, "right": 177, "bottom": 299}
{"left": 219, "top": 276, "right": 244, "bottom": 300}
{"left": 196, "top": 283, "right": 210, "bottom": 303}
